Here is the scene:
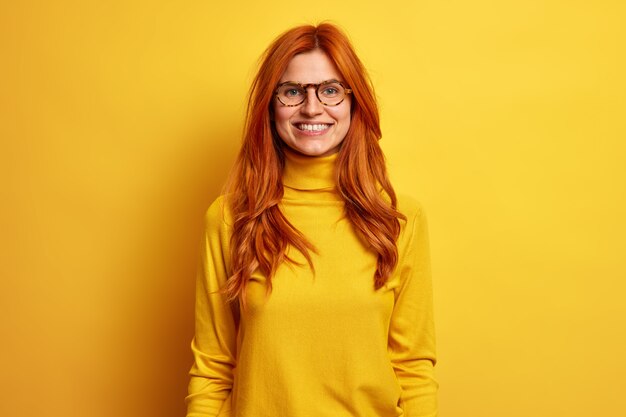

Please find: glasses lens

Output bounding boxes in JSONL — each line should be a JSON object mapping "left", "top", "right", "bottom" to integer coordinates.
{"left": 276, "top": 84, "right": 305, "bottom": 105}
{"left": 317, "top": 82, "right": 346, "bottom": 105}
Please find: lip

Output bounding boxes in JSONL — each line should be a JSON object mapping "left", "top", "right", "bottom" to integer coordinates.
{"left": 291, "top": 121, "right": 335, "bottom": 126}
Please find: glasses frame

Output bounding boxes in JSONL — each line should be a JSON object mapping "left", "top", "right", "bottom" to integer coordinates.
{"left": 274, "top": 79, "right": 353, "bottom": 107}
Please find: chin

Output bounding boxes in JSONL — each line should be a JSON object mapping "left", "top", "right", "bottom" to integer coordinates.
{"left": 291, "top": 143, "right": 339, "bottom": 157}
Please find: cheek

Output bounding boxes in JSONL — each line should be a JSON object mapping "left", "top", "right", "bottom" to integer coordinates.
{"left": 340, "top": 112, "right": 351, "bottom": 141}
{"left": 330, "top": 100, "right": 351, "bottom": 124}
{"left": 273, "top": 106, "right": 293, "bottom": 127}
{"left": 272, "top": 108, "right": 293, "bottom": 141}
{"left": 332, "top": 107, "right": 351, "bottom": 131}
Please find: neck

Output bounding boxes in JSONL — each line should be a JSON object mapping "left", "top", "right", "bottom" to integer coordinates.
{"left": 282, "top": 147, "right": 338, "bottom": 191}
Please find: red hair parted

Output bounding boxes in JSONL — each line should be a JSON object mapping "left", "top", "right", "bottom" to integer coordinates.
{"left": 221, "top": 23, "right": 406, "bottom": 309}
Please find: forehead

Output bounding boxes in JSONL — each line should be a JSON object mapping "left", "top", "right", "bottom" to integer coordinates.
{"left": 279, "top": 49, "right": 342, "bottom": 83}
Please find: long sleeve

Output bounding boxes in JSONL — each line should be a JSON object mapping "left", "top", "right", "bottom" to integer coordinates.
{"left": 388, "top": 202, "right": 438, "bottom": 417}
{"left": 186, "top": 198, "right": 238, "bottom": 417}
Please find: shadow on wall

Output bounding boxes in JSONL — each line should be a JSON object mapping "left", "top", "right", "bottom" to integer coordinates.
{"left": 112, "top": 123, "right": 239, "bottom": 417}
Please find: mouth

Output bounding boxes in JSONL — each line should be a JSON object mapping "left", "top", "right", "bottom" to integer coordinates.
{"left": 294, "top": 123, "right": 332, "bottom": 132}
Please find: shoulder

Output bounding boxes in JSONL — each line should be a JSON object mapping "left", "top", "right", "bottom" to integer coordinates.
{"left": 203, "top": 195, "right": 234, "bottom": 233}
{"left": 395, "top": 193, "right": 429, "bottom": 249}
{"left": 396, "top": 193, "right": 427, "bottom": 222}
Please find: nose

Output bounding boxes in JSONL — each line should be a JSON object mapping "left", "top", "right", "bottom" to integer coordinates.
{"left": 300, "top": 87, "right": 324, "bottom": 116}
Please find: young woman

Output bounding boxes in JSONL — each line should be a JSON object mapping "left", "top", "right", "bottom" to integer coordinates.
{"left": 186, "top": 23, "right": 438, "bottom": 417}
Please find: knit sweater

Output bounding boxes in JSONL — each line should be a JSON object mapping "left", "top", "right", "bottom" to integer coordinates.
{"left": 186, "top": 148, "right": 438, "bottom": 417}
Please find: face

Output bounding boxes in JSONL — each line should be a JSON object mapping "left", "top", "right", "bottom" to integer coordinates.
{"left": 272, "top": 49, "right": 351, "bottom": 157}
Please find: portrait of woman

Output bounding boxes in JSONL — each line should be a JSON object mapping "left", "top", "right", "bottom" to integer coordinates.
{"left": 185, "top": 22, "right": 438, "bottom": 417}
{"left": 4, "top": 3, "right": 620, "bottom": 417}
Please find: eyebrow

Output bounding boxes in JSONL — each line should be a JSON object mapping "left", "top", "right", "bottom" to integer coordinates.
{"left": 278, "top": 78, "right": 343, "bottom": 85}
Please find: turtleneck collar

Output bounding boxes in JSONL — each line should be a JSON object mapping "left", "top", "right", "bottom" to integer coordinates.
{"left": 282, "top": 147, "right": 337, "bottom": 191}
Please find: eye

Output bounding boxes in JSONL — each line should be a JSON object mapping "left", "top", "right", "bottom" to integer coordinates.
{"left": 285, "top": 88, "right": 300, "bottom": 97}
{"left": 279, "top": 85, "right": 304, "bottom": 98}
{"left": 319, "top": 83, "right": 343, "bottom": 97}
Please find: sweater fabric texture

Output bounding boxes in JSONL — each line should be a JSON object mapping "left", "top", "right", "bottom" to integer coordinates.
{"left": 186, "top": 148, "right": 438, "bottom": 417}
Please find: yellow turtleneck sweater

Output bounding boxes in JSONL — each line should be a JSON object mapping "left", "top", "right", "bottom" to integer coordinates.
{"left": 186, "top": 149, "right": 438, "bottom": 417}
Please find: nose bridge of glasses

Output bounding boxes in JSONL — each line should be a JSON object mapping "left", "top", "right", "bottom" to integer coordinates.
{"left": 302, "top": 83, "right": 323, "bottom": 106}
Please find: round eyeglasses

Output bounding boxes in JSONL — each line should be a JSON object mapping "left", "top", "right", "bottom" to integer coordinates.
{"left": 274, "top": 79, "right": 352, "bottom": 107}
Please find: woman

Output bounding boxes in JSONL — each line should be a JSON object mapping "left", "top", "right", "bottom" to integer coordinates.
{"left": 186, "top": 23, "right": 438, "bottom": 417}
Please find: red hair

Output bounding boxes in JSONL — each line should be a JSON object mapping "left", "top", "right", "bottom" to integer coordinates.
{"left": 221, "top": 23, "right": 405, "bottom": 309}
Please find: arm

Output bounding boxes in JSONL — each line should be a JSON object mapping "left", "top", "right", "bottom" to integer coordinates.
{"left": 388, "top": 202, "right": 438, "bottom": 417}
{"left": 186, "top": 198, "right": 238, "bottom": 417}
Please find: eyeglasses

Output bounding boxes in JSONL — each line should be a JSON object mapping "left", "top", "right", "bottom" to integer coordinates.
{"left": 274, "top": 79, "right": 352, "bottom": 107}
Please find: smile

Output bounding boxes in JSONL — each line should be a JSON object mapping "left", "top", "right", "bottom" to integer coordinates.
{"left": 296, "top": 123, "right": 331, "bottom": 132}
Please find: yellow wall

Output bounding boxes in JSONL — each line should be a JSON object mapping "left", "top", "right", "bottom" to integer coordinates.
{"left": 2, "top": 1, "right": 625, "bottom": 416}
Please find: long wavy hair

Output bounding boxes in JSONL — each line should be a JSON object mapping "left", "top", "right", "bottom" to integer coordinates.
{"left": 221, "top": 23, "right": 405, "bottom": 309}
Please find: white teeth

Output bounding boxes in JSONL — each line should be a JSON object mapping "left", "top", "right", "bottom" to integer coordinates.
{"left": 297, "top": 123, "right": 329, "bottom": 131}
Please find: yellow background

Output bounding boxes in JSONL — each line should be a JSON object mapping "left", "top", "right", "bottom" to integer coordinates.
{"left": 2, "top": 1, "right": 625, "bottom": 416}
